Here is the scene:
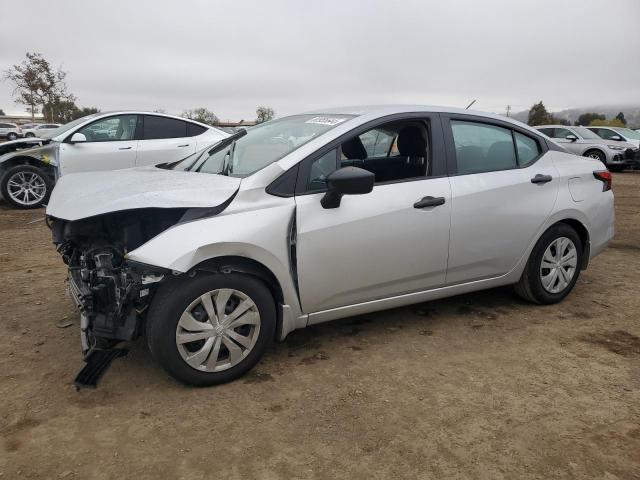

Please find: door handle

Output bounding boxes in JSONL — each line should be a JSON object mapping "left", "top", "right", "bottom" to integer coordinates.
{"left": 414, "top": 196, "right": 446, "bottom": 209}
{"left": 118, "top": 146, "right": 132, "bottom": 150}
{"left": 531, "top": 174, "right": 552, "bottom": 184}
{"left": 178, "top": 144, "right": 190, "bottom": 148}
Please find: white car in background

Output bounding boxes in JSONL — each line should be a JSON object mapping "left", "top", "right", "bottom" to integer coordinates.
{"left": 586, "top": 126, "right": 640, "bottom": 150}
{"left": 0, "top": 122, "right": 23, "bottom": 141}
{"left": 0, "top": 111, "right": 228, "bottom": 208}
{"left": 23, "top": 123, "right": 61, "bottom": 138}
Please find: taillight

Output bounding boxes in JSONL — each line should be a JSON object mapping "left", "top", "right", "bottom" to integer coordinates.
{"left": 593, "top": 170, "right": 612, "bottom": 192}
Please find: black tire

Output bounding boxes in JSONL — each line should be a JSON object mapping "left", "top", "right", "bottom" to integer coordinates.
{"left": 0, "top": 164, "right": 53, "bottom": 209}
{"left": 147, "top": 272, "right": 276, "bottom": 386}
{"left": 515, "top": 223, "right": 583, "bottom": 304}
{"left": 584, "top": 149, "right": 606, "bottom": 166}
{"left": 25, "top": 132, "right": 35, "bottom": 138}
{"left": 7, "top": 132, "right": 18, "bottom": 141}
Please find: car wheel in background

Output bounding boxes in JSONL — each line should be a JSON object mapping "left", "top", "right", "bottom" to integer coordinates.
{"left": 25, "top": 132, "right": 35, "bottom": 138}
{"left": 147, "top": 272, "right": 276, "bottom": 386}
{"left": 0, "top": 164, "right": 53, "bottom": 209}
{"left": 515, "top": 223, "right": 582, "bottom": 304}
{"left": 584, "top": 149, "right": 606, "bottom": 166}
{"left": 7, "top": 132, "right": 18, "bottom": 141}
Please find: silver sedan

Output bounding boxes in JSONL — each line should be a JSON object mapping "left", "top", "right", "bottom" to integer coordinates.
{"left": 46, "top": 105, "right": 615, "bottom": 386}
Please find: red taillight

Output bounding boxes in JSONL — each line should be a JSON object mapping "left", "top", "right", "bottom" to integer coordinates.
{"left": 593, "top": 170, "right": 612, "bottom": 192}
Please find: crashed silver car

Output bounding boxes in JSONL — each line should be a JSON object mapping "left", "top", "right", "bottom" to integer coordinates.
{"left": 46, "top": 106, "right": 615, "bottom": 387}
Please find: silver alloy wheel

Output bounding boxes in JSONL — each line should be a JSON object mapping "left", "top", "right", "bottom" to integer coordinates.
{"left": 176, "top": 289, "right": 261, "bottom": 372}
{"left": 540, "top": 236, "right": 578, "bottom": 294}
{"left": 587, "top": 152, "right": 602, "bottom": 160}
{"left": 6, "top": 171, "right": 47, "bottom": 206}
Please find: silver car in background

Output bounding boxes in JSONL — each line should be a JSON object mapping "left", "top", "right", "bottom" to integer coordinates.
{"left": 535, "top": 125, "right": 639, "bottom": 171}
{"left": 22, "top": 123, "right": 61, "bottom": 138}
{"left": 586, "top": 126, "right": 640, "bottom": 150}
{"left": 46, "top": 105, "right": 615, "bottom": 387}
{"left": 0, "top": 122, "right": 23, "bottom": 141}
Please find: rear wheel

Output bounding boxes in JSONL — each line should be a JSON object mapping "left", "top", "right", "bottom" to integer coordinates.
{"left": 7, "top": 132, "right": 18, "bottom": 141}
{"left": 25, "top": 132, "right": 35, "bottom": 138}
{"left": 515, "top": 224, "right": 582, "bottom": 304}
{"left": 0, "top": 164, "right": 52, "bottom": 209}
{"left": 147, "top": 272, "right": 276, "bottom": 386}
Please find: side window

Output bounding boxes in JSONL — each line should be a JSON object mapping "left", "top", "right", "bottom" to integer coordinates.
{"left": 77, "top": 115, "right": 138, "bottom": 142}
{"left": 307, "top": 149, "right": 338, "bottom": 192}
{"left": 143, "top": 115, "right": 187, "bottom": 139}
{"left": 538, "top": 128, "right": 554, "bottom": 137}
{"left": 187, "top": 122, "right": 207, "bottom": 137}
{"left": 451, "top": 121, "right": 517, "bottom": 174}
{"left": 514, "top": 132, "right": 541, "bottom": 166}
{"left": 358, "top": 129, "right": 396, "bottom": 157}
{"left": 553, "top": 128, "right": 573, "bottom": 139}
{"left": 597, "top": 128, "right": 616, "bottom": 140}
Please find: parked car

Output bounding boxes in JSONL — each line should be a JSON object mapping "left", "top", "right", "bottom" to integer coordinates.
{"left": 0, "top": 111, "right": 227, "bottom": 208}
{"left": 535, "top": 125, "right": 638, "bottom": 171}
{"left": 586, "top": 126, "right": 640, "bottom": 149}
{"left": 22, "top": 123, "right": 61, "bottom": 137}
{"left": 46, "top": 105, "right": 615, "bottom": 387}
{"left": 0, "top": 122, "right": 23, "bottom": 141}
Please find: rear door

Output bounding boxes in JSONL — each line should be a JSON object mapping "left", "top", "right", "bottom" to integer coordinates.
{"left": 136, "top": 115, "right": 197, "bottom": 166}
{"left": 443, "top": 115, "right": 558, "bottom": 284}
{"left": 58, "top": 114, "right": 140, "bottom": 175}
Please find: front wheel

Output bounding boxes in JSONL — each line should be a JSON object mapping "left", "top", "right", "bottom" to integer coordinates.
{"left": 584, "top": 149, "right": 606, "bottom": 166}
{"left": 147, "top": 272, "right": 276, "bottom": 386}
{"left": 0, "top": 164, "right": 53, "bottom": 209}
{"left": 7, "top": 132, "right": 18, "bottom": 141}
{"left": 515, "top": 224, "right": 582, "bottom": 304}
{"left": 25, "top": 132, "right": 35, "bottom": 138}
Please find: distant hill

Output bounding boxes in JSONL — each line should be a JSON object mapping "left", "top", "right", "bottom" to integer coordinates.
{"left": 511, "top": 105, "right": 640, "bottom": 128}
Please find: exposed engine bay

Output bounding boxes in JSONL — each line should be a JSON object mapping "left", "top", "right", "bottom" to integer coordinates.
{"left": 48, "top": 208, "right": 187, "bottom": 355}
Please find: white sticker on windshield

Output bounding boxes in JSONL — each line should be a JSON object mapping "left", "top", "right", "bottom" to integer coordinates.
{"left": 305, "top": 116, "right": 347, "bottom": 126}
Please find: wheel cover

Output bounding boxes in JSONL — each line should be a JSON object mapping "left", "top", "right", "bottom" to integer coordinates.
{"left": 540, "top": 237, "right": 578, "bottom": 294}
{"left": 175, "top": 289, "right": 261, "bottom": 373}
{"left": 6, "top": 171, "right": 47, "bottom": 206}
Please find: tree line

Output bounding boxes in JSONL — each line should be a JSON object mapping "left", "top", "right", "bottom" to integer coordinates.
{"left": 3, "top": 52, "right": 276, "bottom": 125}
{"left": 526, "top": 101, "right": 629, "bottom": 128}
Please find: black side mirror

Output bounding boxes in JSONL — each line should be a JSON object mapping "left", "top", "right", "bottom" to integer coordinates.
{"left": 610, "top": 135, "right": 623, "bottom": 141}
{"left": 565, "top": 134, "right": 578, "bottom": 142}
{"left": 321, "top": 166, "right": 374, "bottom": 209}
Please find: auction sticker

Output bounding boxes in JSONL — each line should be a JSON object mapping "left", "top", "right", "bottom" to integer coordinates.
{"left": 305, "top": 116, "right": 348, "bottom": 126}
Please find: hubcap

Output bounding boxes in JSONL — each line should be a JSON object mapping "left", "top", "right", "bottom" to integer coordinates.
{"left": 176, "top": 289, "right": 261, "bottom": 372}
{"left": 588, "top": 152, "right": 602, "bottom": 160}
{"left": 540, "top": 237, "right": 577, "bottom": 294}
{"left": 6, "top": 171, "right": 47, "bottom": 206}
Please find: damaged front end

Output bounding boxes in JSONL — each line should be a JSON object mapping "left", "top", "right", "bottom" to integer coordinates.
{"left": 49, "top": 208, "right": 185, "bottom": 356}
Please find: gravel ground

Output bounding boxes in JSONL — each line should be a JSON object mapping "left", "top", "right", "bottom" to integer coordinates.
{"left": 0, "top": 172, "right": 638, "bottom": 480}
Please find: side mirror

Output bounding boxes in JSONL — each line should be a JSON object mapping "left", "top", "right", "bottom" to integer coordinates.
{"left": 321, "top": 167, "right": 374, "bottom": 209}
{"left": 69, "top": 132, "right": 87, "bottom": 143}
{"left": 610, "top": 135, "right": 623, "bottom": 141}
{"left": 565, "top": 134, "right": 578, "bottom": 142}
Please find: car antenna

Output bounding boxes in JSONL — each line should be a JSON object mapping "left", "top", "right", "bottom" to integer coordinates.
{"left": 465, "top": 99, "right": 477, "bottom": 110}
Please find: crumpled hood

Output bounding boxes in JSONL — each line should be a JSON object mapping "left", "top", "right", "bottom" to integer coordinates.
{"left": 0, "top": 138, "right": 56, "bottom": 163}
{"left": 46, "top": 166, "right": 241, "bottom": 221}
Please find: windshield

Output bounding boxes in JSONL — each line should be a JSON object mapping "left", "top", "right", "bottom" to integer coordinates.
{"left": 613, "top": 127, "right": 640, "bottom": 140}
{"left": 40, "top": 113, "right": 103, "bottom": 139}
{"left": 573, "top": 127, "right": 601, "bottom": 140}
{"left": 175, "top": 114, "right": 354, "bottom": 177}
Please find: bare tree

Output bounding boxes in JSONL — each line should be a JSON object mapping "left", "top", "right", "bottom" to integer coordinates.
{"left": 182, "top": 108, "right": 218, "bottom": 126}
{"left": 4, "top": 52, "right": 74, "bottom": 122}
{"left": 256, "top": 106, "right": 275, "bottom": 123}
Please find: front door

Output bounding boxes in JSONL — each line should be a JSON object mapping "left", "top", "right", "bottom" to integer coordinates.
{"left": 294, "top": 115, "right": 452, "bottom": 314}
{"left": 59, "top": 114, "right": 139, "bottom": 175}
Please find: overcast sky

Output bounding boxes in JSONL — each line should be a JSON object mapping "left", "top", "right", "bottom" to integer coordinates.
{"left": 1, "top": 0, "right": 639, "bottom": 120}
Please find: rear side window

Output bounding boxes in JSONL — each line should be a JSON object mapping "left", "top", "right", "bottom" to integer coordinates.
{"left": 538, "top": 128, "right": 554, "bottom": 137}
{"left": 451, "top": 121, "right": 517, "bottom": 174}
{"left": 514, "top": 132, "right": 541, "bottom": 165}
{"left": 143, "top": 115, "right": 187, "bottom": 139}
{"left": 187, "top": 122, "right": 207, "bottom": 137}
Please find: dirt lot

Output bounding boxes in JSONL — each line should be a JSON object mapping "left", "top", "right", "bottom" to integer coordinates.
{"left": 1, "top": 174, "right": 639, "bottom": 480}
